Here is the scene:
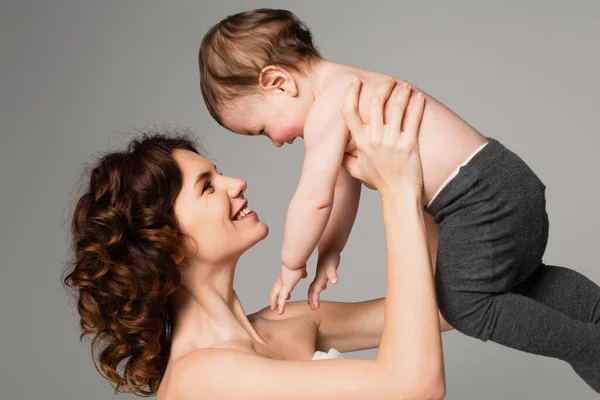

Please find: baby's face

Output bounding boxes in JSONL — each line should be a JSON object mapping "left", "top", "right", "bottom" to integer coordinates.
{"left": 221, "top": 93, "right": 311, "bottom": 147}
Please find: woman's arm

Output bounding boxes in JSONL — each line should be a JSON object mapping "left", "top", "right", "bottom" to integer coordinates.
{"left": 342, "top": 77, "right": 444, "bottom": 387}
{"left": 174, "top": 79, "right": 445, "bottom": 400}
{"left": 314, "top": 298, "right": 452, "bottom": 354}
{"left": 313, "top": 199, "right": 449, "bottom": 354}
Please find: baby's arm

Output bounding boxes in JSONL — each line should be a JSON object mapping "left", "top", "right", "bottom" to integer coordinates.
{"left": 308, "top": 168, "right": 361, "bottom": 309}
{"left": 271, "top": 76, "right": 356, "bottom": 313}
{"left": 280, "top": 77, "right": 355, "bottom": 269}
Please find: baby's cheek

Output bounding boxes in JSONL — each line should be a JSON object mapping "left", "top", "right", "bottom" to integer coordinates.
{"left": 292, "top": 115, "right": 307, "bottom": 135}
{"left": 284, "top": 124, "right": 300, "bottom": 140}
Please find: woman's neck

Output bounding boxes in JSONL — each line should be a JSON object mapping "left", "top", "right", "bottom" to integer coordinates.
{"left": 169, "top": 259, "right": 266, "bottom": 360}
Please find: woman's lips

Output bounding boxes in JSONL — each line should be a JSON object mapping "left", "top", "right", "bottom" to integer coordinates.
{"left": 234, "top": 206, "right": 257, "bottom": 221}
{"left": 237, "top": 210, "right": 257, "bottom": 221}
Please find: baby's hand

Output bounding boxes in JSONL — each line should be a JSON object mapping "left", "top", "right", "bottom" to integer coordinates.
{"left": 269, "top": 264, "right": 308, "bottom": 314}
{"left": 308, "top": 252, "right": 340, "bottom": 310}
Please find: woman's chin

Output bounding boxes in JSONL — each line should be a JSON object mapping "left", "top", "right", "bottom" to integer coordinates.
{"left": 239, "top": 222, "right": 269, "bottom": 252}
{"left": 255, "top": 222, "right": 269, "bottom": 241}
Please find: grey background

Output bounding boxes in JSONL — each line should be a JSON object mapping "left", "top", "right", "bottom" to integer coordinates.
{"left": 1, "top": 1, "right": 599, "bottom": 399}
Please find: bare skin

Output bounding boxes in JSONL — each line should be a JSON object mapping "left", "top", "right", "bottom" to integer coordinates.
{"left": 222, "top": 59, "right": 488, "bottom": 311}
{"left": 165, "top": 213, "right": 444, "bottom": 363}
{"left": 157, "top": 81, "right": 450, "bottom": 400}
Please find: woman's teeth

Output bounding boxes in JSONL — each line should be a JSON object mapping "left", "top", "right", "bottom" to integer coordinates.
{"left": 235, "top": 206, "right": 252, "bottom": 220}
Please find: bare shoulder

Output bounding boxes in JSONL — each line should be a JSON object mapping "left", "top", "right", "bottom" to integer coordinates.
{"left": 303, "top": 71, "right": 405, "bottom": 141}
{"left": 159, "top": 304, "right": 318, "bottom": 399}
{"left": 157, "top": 300, "right": 445, "bottom": 400}
{"left": 156, "top": 347, "right": 218, "bottom": 400}
{"left": 159, "top": 347, "right": 251, "bottom": 400}
{"left": 303, "top": 73, "right": 358, "bottom": 144}
{"left": 310, "top": 73, "right": 357, "bottom": 115}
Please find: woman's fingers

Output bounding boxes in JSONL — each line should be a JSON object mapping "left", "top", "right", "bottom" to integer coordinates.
{"left": 342, "top": 77, "right": 366, "bottom": 147}
{"left": 388, "top": 82, "right": 412, "bottom": 135}
{"left": 402, "top": 92, "right": 425, "bottom": 147}
{"left": 343, "top": 154, "right": 377, "bottom": 189}
{"left": 370, "top": 78, "right": 396, "bottom": 140}
{"left": 342, "top": 77, "right": 425, "bottom": 194}
{"left": 342, "top": 154, "right": 362, "bottom": 180}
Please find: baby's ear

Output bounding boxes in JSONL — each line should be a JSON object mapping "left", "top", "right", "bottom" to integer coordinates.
{"left": 259, "top": 65, "right": 298, "bottom": 96}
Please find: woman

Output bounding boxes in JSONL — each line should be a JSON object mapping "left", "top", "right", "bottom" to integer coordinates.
{"left": 64, "top": 80, "right": 450, "bottom": 399}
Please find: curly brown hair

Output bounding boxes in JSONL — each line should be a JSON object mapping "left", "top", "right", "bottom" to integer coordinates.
{"left": 199, "top": 8, "right": 322, "bottom": 125}
{"left": 63, "top": 129, "right": 201, "bottom": 396}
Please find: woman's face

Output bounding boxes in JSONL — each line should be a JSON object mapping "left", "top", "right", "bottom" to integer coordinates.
{"left": 173, "top": 149, "right": 268, "bottom": 264}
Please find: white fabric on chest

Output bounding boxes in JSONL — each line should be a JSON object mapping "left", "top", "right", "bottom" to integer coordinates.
{"left": 312, "top": 348, "right": 343, "bottom": 360}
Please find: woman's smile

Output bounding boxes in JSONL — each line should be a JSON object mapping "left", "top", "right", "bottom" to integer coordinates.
{"left": 233, "top": 204, "right": 258, "bottom": 221}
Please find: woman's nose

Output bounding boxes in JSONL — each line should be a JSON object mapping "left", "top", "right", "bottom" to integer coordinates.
{"left": 228, "top": 177, "right": 247, "bottom": 198}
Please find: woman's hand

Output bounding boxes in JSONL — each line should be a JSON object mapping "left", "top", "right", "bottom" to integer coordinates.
{"left": 341, "top": 78, "right": 425, "bottom": 198}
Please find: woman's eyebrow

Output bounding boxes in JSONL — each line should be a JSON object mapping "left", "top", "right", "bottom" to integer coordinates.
{"left": 193, "top": 171, "right": 211, "bottom": 189}
{"left": 193, "top": 164, "right": 220, "bottom": 189}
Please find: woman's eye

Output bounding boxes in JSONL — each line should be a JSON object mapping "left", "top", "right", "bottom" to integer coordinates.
{"left": 202, "top": 180, "right": 213, "bottom": 193}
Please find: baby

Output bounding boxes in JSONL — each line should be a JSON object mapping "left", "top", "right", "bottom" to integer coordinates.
{"left": 199, "top": 8, "right": 600, "bottom": 391}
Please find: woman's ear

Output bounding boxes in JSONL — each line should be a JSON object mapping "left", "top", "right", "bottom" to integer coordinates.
{"left": 259, "top": 65, "right": 298, "bottom": 96}
{"left": 172, "top": 249, "right": 185, "bottom": 265}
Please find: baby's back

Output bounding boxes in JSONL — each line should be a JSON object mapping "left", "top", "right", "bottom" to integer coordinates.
{"left": 326, "top": 62, "right": 488, "bottom": 203}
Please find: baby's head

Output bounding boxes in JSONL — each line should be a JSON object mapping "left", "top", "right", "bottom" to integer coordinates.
{"left": 199, "top": 8, "right": 322, "bottom": 147}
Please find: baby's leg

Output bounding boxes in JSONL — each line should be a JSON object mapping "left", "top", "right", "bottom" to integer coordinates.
{"left": 428, "top": 137, "right": 600, "bottom": 391}
{"left": 513, "top": 264, "right": 600, "bottom": 325}
{"left": 436, "top": 234, "right": 600, "bottom": 392}
{"left": 513, "top": 264, "right": 600, "bottom": 390}
{"left": 435, "top": 207, "right": 600, "bottom": 391}
{"left": 437, "top": 281, "right": 600, "bottom": 392}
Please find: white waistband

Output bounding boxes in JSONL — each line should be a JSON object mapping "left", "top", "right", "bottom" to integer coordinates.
{"left": 427, "top": 141, "right": 489, "bottom": 208}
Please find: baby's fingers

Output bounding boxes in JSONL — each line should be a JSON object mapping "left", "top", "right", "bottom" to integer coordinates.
{"left": 326, "top": 263, "right": 338, "bottom": 285}
{"left": 308, "top": 271, "right": 329, "bottom": 310}
{"left": 269, "top": 280, "right": 281, "bottom": 311}
{"left": 277, "top": 286, "right": 292, "bottom": 315}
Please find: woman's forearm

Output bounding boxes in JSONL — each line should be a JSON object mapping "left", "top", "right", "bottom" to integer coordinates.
{"left": 377, "top": 190, "right": 445, "bottom": 387}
